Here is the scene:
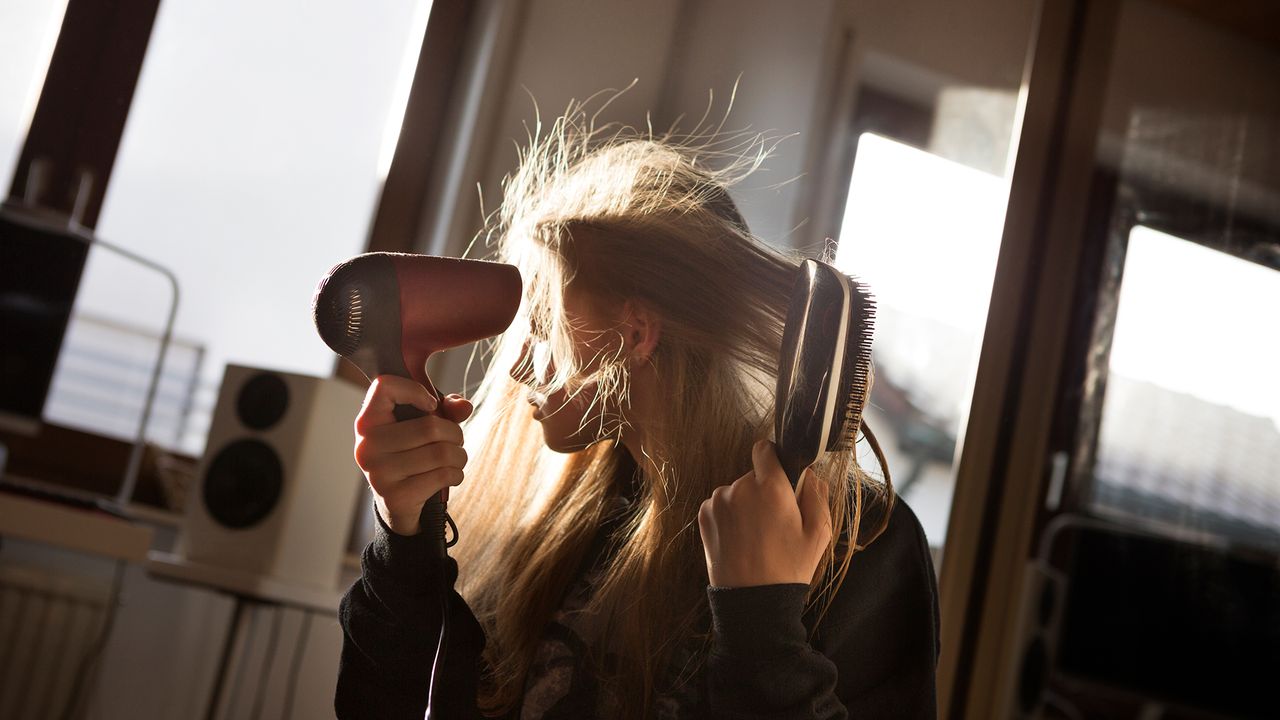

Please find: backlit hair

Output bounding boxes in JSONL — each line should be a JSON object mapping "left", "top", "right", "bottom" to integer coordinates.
{"left": 449, "top": 97, "right": 891, "bottom": 718}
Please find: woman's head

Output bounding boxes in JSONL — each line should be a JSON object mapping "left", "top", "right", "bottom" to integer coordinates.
{"left": 450, "top": 105, "right": 886, "bottom": 719}
{"left": 496, "top": 137, "right": 797, "bottom": 458}
{"left": 508, "top": 286, "right": 660, "bottom": 454}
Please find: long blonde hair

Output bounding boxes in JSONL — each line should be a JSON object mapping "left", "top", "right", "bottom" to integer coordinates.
{"left": 450, "top": 101, "right": 891, "bottom": 718}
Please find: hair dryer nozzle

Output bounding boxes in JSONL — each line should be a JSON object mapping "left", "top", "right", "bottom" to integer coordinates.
{"left": 312, "top": 252, "right": 523, "bottom": 391}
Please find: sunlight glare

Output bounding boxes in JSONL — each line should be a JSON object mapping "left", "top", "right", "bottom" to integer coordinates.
{"left": 1111, "top": 227, "right": 1280, "bottom": 428}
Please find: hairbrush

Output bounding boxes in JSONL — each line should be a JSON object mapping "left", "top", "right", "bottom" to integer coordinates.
{"left": 775, "top": 258, "right": 878, "bottom": 493}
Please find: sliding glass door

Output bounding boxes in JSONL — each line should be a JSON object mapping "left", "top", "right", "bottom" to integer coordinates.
{"left": 944, "top": 1, "right": 1280, "bottom": 716}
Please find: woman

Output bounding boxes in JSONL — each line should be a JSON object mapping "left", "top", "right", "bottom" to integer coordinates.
{"left": 336, "top": 107, "right": 939, "bottom": 719}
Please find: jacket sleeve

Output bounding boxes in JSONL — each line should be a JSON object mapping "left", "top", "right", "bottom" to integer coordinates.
{"left": 705, "top": 501, "right": 940, "bottom": 719}
{"left": 335, "top": 507, "right": 491, "bottom": 720}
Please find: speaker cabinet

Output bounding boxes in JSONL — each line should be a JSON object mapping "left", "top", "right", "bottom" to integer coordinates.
{"left": 182, "top": 364, "right": 365, "bottom": 592}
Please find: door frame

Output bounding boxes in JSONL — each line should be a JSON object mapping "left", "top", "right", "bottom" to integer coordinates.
{"left": 935, "top": 0, "right": 1123, "bottom": 715}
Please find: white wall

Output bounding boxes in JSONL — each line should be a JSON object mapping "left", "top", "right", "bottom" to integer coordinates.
{"left": 656, "top": 0, "right": 844, "bottom": 248}
{"left": 423, "top": 0, "right": 685, "bottom": 262}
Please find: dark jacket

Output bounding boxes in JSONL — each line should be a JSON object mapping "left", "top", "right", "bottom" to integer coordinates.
{"left": 335, "top": 492, "right": 939, "bottom": 719}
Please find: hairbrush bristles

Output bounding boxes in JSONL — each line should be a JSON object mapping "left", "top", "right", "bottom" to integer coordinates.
{"left": 775, "top": 259, "right": 877, "bottom": 488}
{"left": 829, "top": 278, "right": 875, "bottom": 452}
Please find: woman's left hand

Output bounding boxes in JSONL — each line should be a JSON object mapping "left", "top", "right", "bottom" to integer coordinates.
{"left": 698, "top": 440, "right": 833, "bottom": 588}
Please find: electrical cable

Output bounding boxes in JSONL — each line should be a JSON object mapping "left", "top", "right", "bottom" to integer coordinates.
{"left": 61, "top": 559, "right": 126, "bottom": 720}
{"left": 425, "top": 591, "right": 450, "bottom": 718}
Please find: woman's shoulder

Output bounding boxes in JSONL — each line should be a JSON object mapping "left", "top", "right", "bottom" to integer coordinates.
{"left": 856, "top": 493, "right": 934, "bottom": 571}
{"left": 806, "top": 493, "right": 941, "bottom": 720}
{"left": 808, "top": 493, "right": 940, "bottom": 647}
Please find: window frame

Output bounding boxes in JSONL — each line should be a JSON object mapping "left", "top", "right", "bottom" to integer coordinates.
{"left": 3, "top": 0, "right": 476, "bottom": 496}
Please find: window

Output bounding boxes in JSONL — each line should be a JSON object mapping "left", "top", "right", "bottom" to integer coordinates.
{"left": 46, "top": 0, "right": 435, "bottom": 455}
{"left": 0, "top": 0, "right": 69, "bottom": 187}
{"left": 1091, "top": 227, "right": 1280, "bottom": 548}
{"left": 836, "top": 132, "right": 1008, "bottom": 559}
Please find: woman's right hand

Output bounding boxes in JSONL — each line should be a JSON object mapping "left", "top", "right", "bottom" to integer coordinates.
{"left": 353, "top": 375, "right": 473, "bottom": 536}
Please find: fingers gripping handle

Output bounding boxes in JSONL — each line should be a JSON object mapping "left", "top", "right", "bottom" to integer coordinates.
{"left": 391, "top": 401, "right": 455, "bottom": 559}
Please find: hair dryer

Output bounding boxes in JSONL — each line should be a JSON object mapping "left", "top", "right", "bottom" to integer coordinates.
{"left": 314, "top": 252, "right": 520, "bottom": 718}
{"left": 312, "top": 251, "right": 522, "bottom": 557}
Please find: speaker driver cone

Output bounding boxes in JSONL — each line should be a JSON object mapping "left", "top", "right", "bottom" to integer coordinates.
{"left": 202, "top": 438, "right": 284, "bottom": 528}
{"left": 237, "top": 372, "right": 290, "bottom": 430}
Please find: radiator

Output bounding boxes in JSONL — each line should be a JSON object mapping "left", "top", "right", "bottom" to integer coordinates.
{"left": 0, "top": 562, "right": 118, "bottom": 720}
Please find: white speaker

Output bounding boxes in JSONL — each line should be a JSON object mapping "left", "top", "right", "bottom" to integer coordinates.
{"left": 180, "top": 363, "right": 365, "bottom": 593}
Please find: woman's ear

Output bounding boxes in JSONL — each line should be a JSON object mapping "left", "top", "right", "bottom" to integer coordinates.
{"left": 622, "top": 299, "right": 662, "bottom": 362}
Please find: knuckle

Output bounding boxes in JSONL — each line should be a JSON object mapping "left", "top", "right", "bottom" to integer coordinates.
{"left": 419, "top": 416, "right": 441, "bottom": 439}
{"left": 367, "top": 378, "right": 393, "bottom": 404}
{"left": 363, "top": 378, "right": 382, "bottom": 402}
{"left": 415, "top": 417, "right": 438, "bottom": 442}
{"left": 422, "top": 416, "right": 462, "bottom": 444}
{"left": 711, "top": 485, "right": 731, "bottom": 507}
{"left": 352, "top": 441, "right": 372, "bottom": 471}
{"left": 443, "top": 419, "right": 465, "bottom": 444}
{"left": 374, "top": 374, "right": 402, "bottom": 391}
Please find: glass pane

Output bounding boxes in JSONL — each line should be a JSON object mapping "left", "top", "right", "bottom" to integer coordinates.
{"left": 1043, "top": 1, "right": 1280, "bottom": 717}
{"left": 48, "top": 0, "right": 433, "bottom": 455}
{"left": 0, "top": 0, "right": 69, "bottom": 188}
{"left": 836, "top": 132, "right": 1009, "bottom": 563}
{"left": 1092, "top": 227, "right": 1280, "bottom": 549}
{"left": 1070, "top": 0, "right": 1280, "bottom": 542}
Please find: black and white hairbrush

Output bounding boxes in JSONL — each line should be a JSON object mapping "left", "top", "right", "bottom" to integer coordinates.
{"left": 774, "top": 258, "right": 879, "bottom": 493}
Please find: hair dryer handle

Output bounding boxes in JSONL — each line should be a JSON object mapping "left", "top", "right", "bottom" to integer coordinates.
{"left": 392, "top": 401, "right": 449, "bottom": 559}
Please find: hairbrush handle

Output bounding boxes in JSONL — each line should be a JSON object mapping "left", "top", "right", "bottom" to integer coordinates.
{"left": 392, "top": 401, "right": 450, "bottom": 558}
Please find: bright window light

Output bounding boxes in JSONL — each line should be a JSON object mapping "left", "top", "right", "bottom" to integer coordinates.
{"left": 835, "top": 132, "right": 1007, "bottom": 424}
{"left": 1110, "top": 227, "right": 1279, "bottom": 428}
{"left": 834, "top": 132, "right": 1011, "bottom": 547}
